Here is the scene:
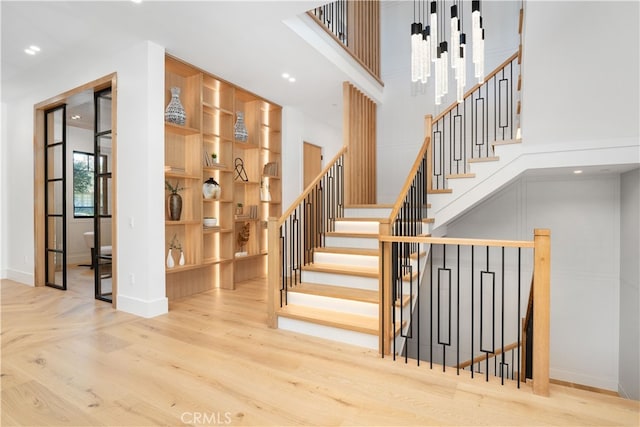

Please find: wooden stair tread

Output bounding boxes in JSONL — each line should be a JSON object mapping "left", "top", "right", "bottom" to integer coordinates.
{"left": 290, "top": 282, "right": 378, "bottom": 303}
{"left": 492, "top": 139, "right": 522, "bottom": 147}
{"left": 325, "top": 231, "right": 378, "bottom": 238}
{"left": 422, "top": 218, "right": 435, "bottom": 224}
{"left": 468, "top": 156, "right": 500, "bottom": 163}
{"left": 395, "top": 294, "right": 411, "bottom": 307}
{"left": 314, "top": 247, "right": 379, "bottom": 257}
{"left": 336, "top": 217, "right": 385, "bottom": 222}
{"left": 428, "top": 189, "right": 453, "bottom": 194}
{"left": 302, "top": 263, "right": 378, "bottom": 278}
{"left": 446, "top": 173, "right": 476, "bottom": 179}
{"left": 345, "top": 204, "right": 393, "bottom": 209}
{"left": 278, "top": 304, "right": 378, "bottom": 335}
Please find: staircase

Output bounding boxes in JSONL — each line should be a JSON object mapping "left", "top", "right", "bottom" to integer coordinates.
{"left": 277, "top": 205, "right": 390, "bottom": 350}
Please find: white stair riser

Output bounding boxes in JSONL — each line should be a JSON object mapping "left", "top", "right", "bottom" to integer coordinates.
{"left": 334, "top": 221, "right": 380, "bottom": 234}
{"left": 287, "top": 292, "right": 378, "bottom": 317}
{"left": 343, "top": 207, "right": 391, "bottom": 218}
{"left": 313, "top": 252, "right": 378, "bottom": 268}
{"left": 325, "top": 236, "right": 378, "bottom": 249}
{"left": 301, "top": 270, "right": 378, "bottom": 291}
{"left": 278, "top": 317, "right": 378, "bottom": 350}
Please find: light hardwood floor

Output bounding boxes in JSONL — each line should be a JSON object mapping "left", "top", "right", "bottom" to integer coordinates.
{"left": 1, "top": 273, "right": 638, "bottom": 426}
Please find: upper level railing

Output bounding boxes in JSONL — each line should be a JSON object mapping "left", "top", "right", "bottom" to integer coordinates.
{"left": 309, "top": 0, "right": 382, "bottom": 83}
{"left": 431, "top": 52, "right": 520, "bottom": 191}
{"left": 267, "top": 147, "right": 347, "bottom": 327}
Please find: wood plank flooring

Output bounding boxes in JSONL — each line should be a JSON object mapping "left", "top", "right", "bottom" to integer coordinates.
{"left": 2, "top": 274, "right": 639, "bottom": 426}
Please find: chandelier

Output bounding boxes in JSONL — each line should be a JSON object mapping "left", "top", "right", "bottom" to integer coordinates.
{"left": 411, "top": 0, "right": 484, "bottom": 104}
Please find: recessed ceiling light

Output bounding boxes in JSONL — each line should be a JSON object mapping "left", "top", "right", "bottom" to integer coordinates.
{"left": 25, "top": 45, "right": 41, "bottom": 55}
{"left": 288, "top": 77, "right": 296, "bottom": 83}
{"left": 281, "top": 73, "right": 290, "bottom": 79}
{"left": 573, "top": 170, "right": 583, "bottom": 174}
{"left": 131, "top": 0, "right": 142, "bottom": 3}
{"left": 71, "top": 115, "right": 81, "bottom": 120}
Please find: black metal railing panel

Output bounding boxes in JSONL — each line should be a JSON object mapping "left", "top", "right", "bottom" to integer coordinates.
{"left": 431, "top": 54, "right": 519, "bottom": 190}
{"left": 278, "top": 153, "right": 345, "bottom": 307}
{"left": 384, "top": 239, "right": 533, "bottom": 388}
{"left": 311, "top": 1, "right": 349, "bottom": 46}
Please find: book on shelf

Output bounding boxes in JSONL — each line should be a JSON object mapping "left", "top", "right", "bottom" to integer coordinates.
{"left": 262, "top": 162, "right": 278, "bottom": 177}
{"left": 203, "top": 150, "right": 220, "bottom": 168}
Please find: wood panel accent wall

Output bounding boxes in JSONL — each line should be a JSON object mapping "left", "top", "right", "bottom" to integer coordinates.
{"left": 343, "top": 82, "right": 377, "bottom": 205}
{"left": 347, "top": 0, "right": 381, "bottom": 80}
{"left": 308, "top": 1, "right": 381, "bottom": 84}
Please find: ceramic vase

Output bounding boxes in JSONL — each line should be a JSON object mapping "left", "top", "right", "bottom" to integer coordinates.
{"left": 166, "top": 249, "right": 175, "bottom": 268}
{"left": 179, "top": 250, "right": 185, "bottom": 266}
{"left": 168, "top": 193, "right": 182, "bottom": 220}
{"left": 202, "top": 177, "right": 221, "bottom": 200}
{"left": 234, "top": 112, "right": 248, "bottom": 142}
{"left": 165, "top": 87, "right": 186, "bottom": 125}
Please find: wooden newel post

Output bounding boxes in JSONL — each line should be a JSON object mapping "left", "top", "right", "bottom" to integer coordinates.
{"left": 533, "top": 228, "right": 551, "bottom": 396}
{"left": 267, "top": 218, "right": 280, "bottom": 329}
{"left": 379, "top": 220, "right": 392, "bottom": 356}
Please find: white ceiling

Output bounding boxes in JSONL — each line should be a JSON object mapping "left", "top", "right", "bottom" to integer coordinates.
{"left": 1, "top": 0, "right": 348, "bottom": 126}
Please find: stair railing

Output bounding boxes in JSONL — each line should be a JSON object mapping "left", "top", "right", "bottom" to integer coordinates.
{"left": 431, "top": 51, "right": 520, "bottom": 191}
{"left": 308, "top": 1, "right": 382, "bottom": 83}
{"left": 379, "top": 229, "right": 551, "bottom": 397}
{"left": 268, "top": 146, "right": 347, "bottom": 327}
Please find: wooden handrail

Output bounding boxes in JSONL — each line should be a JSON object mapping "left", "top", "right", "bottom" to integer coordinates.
{"left": 432, "top": 51, "right": 519, "bottom": 123}
{"left": 278, "top": 146, "right": 347, "bottom": 225}
{"left": 379, "top": 235, "right": 535, "bottom": 249}
{"left": 388, "top": 115, "right": 433, "bottom": 224}
{"left": 457, "top": 341, "right": 520, "bottom": 370}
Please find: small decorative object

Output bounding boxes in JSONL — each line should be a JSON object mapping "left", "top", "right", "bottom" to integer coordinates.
{"left": 260, "top": 179, "right": 271, "bottom": 202}
{"left": 234, "top": 157, "right": 248, "bottom": 182}
{"left": 237, "top": 222, "right": 250, "bottom": 253}
{"left": 165, "top": 180, "right": 185, "bottom": 221}
{"left": 212, "top": 153, "right": 218, "bottom": 164}
{"left": 202, "top": 177, "right": 221, "bottom": 200}
{"left": 167, "top": 234, "right": 182, "bottom": 268}
{"left": 203, "top": 217, "right": 218, "bottom": 227}
{"left": 234, "top": 111, "right": 248, "bottom": 142}
{"left": 165, "top": 87, "right": 186, "bottom": 125}
{"left": 236, "top": 203, "right": 243, "bottom": 216}
{"left": 166, "top": 248, "right": 175, "bottom": 268}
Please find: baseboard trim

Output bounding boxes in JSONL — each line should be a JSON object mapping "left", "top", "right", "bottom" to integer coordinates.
{"left": 5, "top": 269, "right": 34, "bottom": 286}
{"left": 116, "top": 294, "right": 168, "bottom": 318}
{"left": 550, "top": 378, "right": 620, "bottom": 397}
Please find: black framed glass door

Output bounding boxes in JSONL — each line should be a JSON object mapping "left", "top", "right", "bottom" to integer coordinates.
{"left": 94, "top": 88, "right": 113, "bottom": 302}
{"left": 44, "top": 105, "right": 67, "bottom": 290}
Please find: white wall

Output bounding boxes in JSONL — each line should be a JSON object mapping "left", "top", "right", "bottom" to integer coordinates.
{"left": 1, "top": 40, "right": 167, "bottom": 317}
{"left": 619, "top": 167, "right": 640, "bottom": 399}
{"left": 0, "top": 102, "right": 6, "bottom": 278}
{"left": 378, "top": 0, "right": 521, "bottom": 203}
{"left": 522, "top": 1, "right": 639, "bottom": 145}
{"left": 441, "top": 172, "right": 622, "bottom": 391}
{"left": 281, "top": 106, "right": 342, "bottom": 210}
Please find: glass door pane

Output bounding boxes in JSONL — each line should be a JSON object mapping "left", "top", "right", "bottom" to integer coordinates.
{"left": 94, "top": 88, "right": 113, "bottom": 302}
{"left": 45, "top": 106, "right": 67, "bottom": 290}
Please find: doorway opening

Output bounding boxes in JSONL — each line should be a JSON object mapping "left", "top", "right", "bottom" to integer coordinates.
{"left": 34, "top": 74, "right": 117, "bottom": 305}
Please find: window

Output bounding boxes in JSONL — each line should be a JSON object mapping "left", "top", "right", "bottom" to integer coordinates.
{"left": 73, "top": 151, "right": 94, "bottom": 217}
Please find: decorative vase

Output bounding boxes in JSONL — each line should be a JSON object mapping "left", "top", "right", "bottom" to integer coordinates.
{"left": 202, "top": 177, "right": 221, "bottom": 200}
{"left": 166, "top": 249, "right": 175, "bottom": 268}
{"left": 179, "top": 250, "right": 185, "bottom": 266}
{"left": 234, "top": 112, "right": 248, "bottom": 142}
{"left": 168, "top": 193, "right": 182, "bottom": 220}
{"left": 165, "top": 87, "right": 186, "bottom": 125}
